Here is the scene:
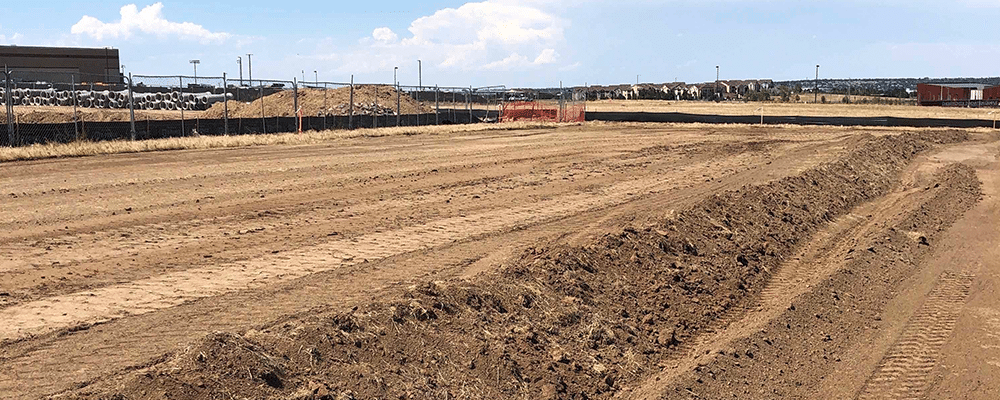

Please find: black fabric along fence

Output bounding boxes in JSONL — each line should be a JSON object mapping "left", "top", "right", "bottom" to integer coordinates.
{"left": 0, "top": 110, "right": 485, "bottom": 147}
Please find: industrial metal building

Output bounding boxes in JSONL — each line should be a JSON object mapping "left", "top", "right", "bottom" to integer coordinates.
{"left": 0, "top": 45, "right": 122, "bottom": 84}
{"left": 917, "top": 83, "right": 1000, "bottom": 106}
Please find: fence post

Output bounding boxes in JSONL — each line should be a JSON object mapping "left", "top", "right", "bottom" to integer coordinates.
{"left": 128, "top": 73, "right": 136, "bottom": 140}
{"left": 559, "top": 81, "right": 564, "bottom": 123}
{"left": 260, "top": 81, "right": 265, "bottom": 134}
{"left": 223, "top": 73, "right": 229, "bottom": 135}
{"left": 323, "top": 82, "right": 327, "bottom": 131}
{"left": 373, "top": 84, "right": 378, "bottom": 129}
{"left": 179, "top": 76, "right": 185, "bottom": 136}
{"left": 396, "top": 83, "right": 401, "bottom": 127}
{"left": 435, "top": 85, "right": 439, "bottom": 125}
{"left": 4, "top": 68, "right": 14, "bottom": 146}
{"left": 349, "top": 75, "right": 354, "bottom": 130}
{"left": 468, "top": 86, "right": 473, "bottom": 123}
{"left": 293, "top": 77, "right": 300, "bottom": 133}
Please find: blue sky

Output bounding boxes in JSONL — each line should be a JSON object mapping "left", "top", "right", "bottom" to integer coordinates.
{"left": 1, "top": 1, "right": 998, "bottom": 87}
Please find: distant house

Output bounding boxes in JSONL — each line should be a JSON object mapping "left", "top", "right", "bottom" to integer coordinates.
{"left": 690, "top": 85, "right": 702, "bottom": 98}
{"left": 717, "top": 81, "right": 732, "bottom": 94}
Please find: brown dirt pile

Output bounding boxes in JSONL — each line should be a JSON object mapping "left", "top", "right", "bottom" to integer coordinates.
{"left": 3, "top": 108, "right": 189, "bottom": 124}
{"left": 203, "top": 86, "right": 433, "bottom": 119}
{"left": 657, "top": 163, "right": 982, "bottom": 399}
{"left": 67, "top": 131, "right": 970, "bottom": 400}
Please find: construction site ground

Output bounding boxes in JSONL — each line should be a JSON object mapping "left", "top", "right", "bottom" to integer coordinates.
{"left": 1, "top": 122, "right": 998, "bottom": 399}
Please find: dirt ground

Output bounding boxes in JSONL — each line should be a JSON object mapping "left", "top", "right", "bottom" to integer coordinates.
{"left": 0, "top": 122, "right": 998, "bottom": 399}
{"left": 586, "top": 99, "right": 1000, "bottom": 120}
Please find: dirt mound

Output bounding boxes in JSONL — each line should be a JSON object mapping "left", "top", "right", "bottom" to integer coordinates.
{"left": 203, "top": 86, "right": 433, "bottom": 119}
{"left": 2, "top": 107, "right": 191, "bottom": 124}
{"left": 66, "top": 131, "right": 970, "bottom": 400}
{"left": 658, "top": 163, "right": 982, "bottom": 399}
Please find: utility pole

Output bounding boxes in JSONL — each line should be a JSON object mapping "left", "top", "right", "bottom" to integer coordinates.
{"left": 394, "top": 66, "right": 398, "bottom": 87}
{"left": 815, "top": 64, "right": 820, "bottom": 103}
{"left": 246, "top": 53, "right": 253, "bottom": 83}
{"left": 314, "top": 70, "right": 318, "bottom": 86}
{"left": 190, "top": 59, "right": 200, "bottom": 84}
{"left": 237, "top": 56, "right": 243, "bottom": 86}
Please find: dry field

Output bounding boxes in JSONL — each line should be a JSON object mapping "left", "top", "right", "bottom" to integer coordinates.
{"left": 1, "top": 122, "right": 999, "bottom": 399}
{"left": 586, "top": 99, "right": 1000, "bottom": 120}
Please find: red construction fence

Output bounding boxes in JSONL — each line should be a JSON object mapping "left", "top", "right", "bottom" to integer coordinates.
{"left": 501, "top": 101, "right": 586, "bottom": 123}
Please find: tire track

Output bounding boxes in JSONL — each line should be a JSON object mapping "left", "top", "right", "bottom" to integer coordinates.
{"left": 856, "top": 271, "right": 975, "bottom": 400}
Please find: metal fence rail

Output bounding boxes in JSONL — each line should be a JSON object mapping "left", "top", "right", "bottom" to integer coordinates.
{"left": 2, "top": 68, "right": 507, "bottom": 147}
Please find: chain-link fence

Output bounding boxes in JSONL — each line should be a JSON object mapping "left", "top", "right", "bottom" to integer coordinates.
{"left": 1, "top": 71, "right": 137, "bottom": 145}
{"left": 500, "top": 87, "right": 586, "bottom": 123}
{"left": 2, "top": 68, "right": 515, "bottom": 147}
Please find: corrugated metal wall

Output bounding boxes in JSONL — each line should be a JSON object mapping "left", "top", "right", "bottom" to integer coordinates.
{"left": 917, "top": 84, "right": 972, "bottom": 102}
{"left": 984, "top": 86, "right": 1000, "bottom": 100}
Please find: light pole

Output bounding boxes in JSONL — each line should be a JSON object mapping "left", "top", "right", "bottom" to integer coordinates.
{"left": 815, "top": 64, "right": 820, "bottom": 103}
{"left": 716, "top": 65, "right": 720, "bottom": 99}
{"left": 394, "top": 66, "right": 398, "bottom": 87}
{"left": 246, "top": 53, "right": 253, "bottom": 84}
{"left": 190, "top": 59, "right": 200, "bottom": 84}
{"left": 314, "top": 70, "right": 318, "bottom": 86}
{"left": 237, "top": 56, "right": 243, "bottom": 86}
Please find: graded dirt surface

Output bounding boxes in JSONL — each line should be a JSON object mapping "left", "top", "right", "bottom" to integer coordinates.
{"left": 0, "top": 122, "right": 997, "bottom": 400}
{"left": 585, "top": 99, "right": 1000, "bottom": 120}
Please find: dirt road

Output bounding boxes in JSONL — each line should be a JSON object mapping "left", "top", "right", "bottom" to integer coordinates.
{"left": 0, "top": 123, "right": 861, "bottom": 399}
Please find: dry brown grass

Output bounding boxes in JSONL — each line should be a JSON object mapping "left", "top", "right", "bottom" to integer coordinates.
{"left": 0, "top": 121, "right": 564, "bottom": 163}
{"left": 4, "top": 120, "right": 993, "bottom": 164}
{"left": 585, "top": 100, "right": 999, "bottom": 120}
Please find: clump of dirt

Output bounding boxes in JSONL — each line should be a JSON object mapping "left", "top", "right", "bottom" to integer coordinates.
{"left": 66, "top": 131, "right": 970, "bottom": 400}
{"left": 203, "top": 86, "right": 433, "bottom": 119}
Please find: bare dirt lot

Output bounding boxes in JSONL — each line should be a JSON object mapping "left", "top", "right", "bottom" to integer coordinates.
{"left": 586, "top": 99, "right": 1000, "bottom": 120}
{"left": 1, "top": 122, "right": 998, "bottom": 399}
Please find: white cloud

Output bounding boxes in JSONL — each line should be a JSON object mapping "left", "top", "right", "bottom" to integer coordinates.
{"left": 0, "top": 33, "right": 23, "bottom": 44}
{"left": 71, "top": 3, "right": 232, "bottom": 44}
{"left": 534, "top": 49, "right": 558, "bottom": 64}
{"left": 372, "top": 27, "right": 399, "bottom": 44}
{"left": 559, "top": 62, "right": 582, "bottom": 72}
{"left": 329, "top": 0, "right": 568, "bottom": 75}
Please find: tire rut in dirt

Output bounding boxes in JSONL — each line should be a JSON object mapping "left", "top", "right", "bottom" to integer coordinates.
{"left": 855, "top": 271, "right": 975, "bottom": 400}
{"left": 652, "top": 162, "right": 982, "bottom": 399}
